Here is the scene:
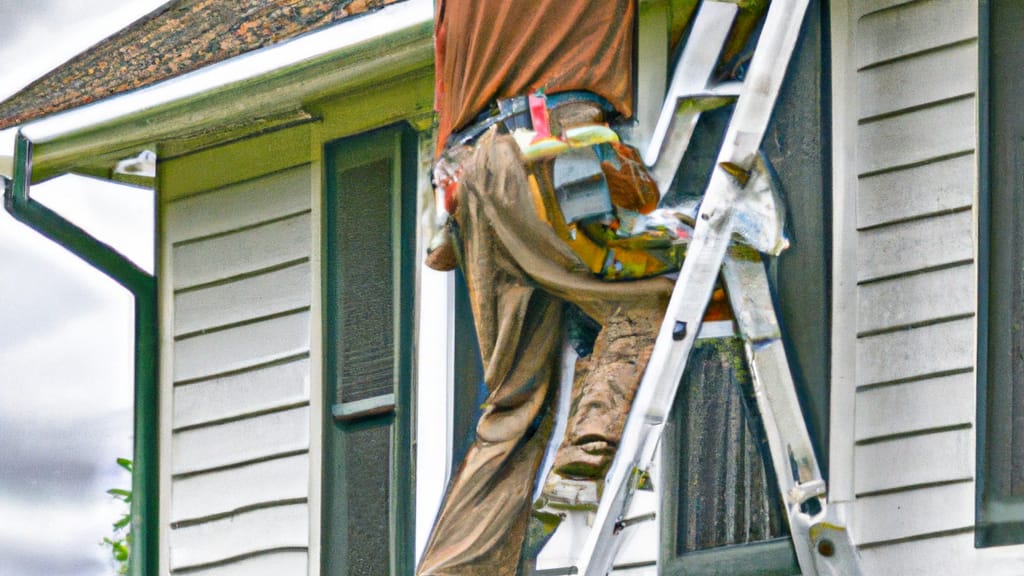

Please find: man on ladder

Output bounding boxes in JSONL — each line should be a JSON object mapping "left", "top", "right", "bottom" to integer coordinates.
{"left": 418, "top": 1, "right": 859, "bottom": 574}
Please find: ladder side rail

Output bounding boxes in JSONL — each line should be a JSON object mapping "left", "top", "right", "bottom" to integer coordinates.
{"left": 723, "top": 251, "right": 864, "bottom": 576}
{"left": 645, "top": 1, "right": 738, "bottom": 192}
{"left": 648, "top": 0, "right": 813, "bottom": 423}
{"left": 575, "top": 1, "right": 812, "bottom": 574}
{"left": 722, "top": 251, "right": 825, "bottom": 575}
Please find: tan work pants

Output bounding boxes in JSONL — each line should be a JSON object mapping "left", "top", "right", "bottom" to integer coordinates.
{"left": 417, "top": 130, "right": 671, "bottom": 575}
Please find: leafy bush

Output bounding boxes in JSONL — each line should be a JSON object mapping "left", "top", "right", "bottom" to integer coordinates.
{"left": 102, "top": 458, "right": 132, "bottom": 575}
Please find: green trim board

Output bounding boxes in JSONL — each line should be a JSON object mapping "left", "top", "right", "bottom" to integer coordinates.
{"left": 661, "top": 539, "right": 798, "bottom": 576}
{"left": 310, "top": 68, "right": 435, "bottom": 146}
{"left": 322, "top": 124, "right": 417, "bottom": 575}
{"left": 976, "top": 0, "right": 1024, "bottom": 548}
{"left": 156, "top": 68, "right": 432, "bottom": 203}
{"left": 332, "top": 393, "right": 397, "bottom": 421}
{"left": 975, "top": 0, "right": 992, "bottom": 549}
{"left": 159, "top": 123, "right": 312, "bottom": 201}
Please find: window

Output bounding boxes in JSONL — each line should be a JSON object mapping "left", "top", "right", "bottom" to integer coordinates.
{"left": 977, "top": 0, "right": 1024, "bottom": 548}
{"left": 322, "top": 125, "right": 417, "bottom": 574}
{"left": 660, "top": 0, "right": 830, "bottom": 571}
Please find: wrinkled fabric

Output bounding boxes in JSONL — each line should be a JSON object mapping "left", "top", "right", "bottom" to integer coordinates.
{"left": 416, "top": 130, "right": 671, "bottom": 575}
{"left": 552, "top": 305, "right": 664, "bottom": 478}
{"left": 434, "top": 0, "right": 635, "bottom": 151}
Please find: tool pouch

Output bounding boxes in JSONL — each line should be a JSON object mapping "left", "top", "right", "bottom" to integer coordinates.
{"left": 601, "top": 140, "right": 659, "bottom": 215}
{"left": 528, "top": 139, "right": 691, "bottom": 281}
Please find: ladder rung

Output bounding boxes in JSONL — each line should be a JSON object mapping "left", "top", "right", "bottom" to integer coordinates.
{"left": 613, "top": 512, "right": 657, "bottom": 535}
{"left": 644, "top": 1, "right": 738, "bottom": 169}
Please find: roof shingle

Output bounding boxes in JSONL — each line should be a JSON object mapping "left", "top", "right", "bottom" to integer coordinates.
{"left": 0, "top": 0, "right": 405, "bottom": 130}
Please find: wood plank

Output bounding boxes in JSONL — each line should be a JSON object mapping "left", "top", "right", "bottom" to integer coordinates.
{"left": 166, "top": 165, "right": 311, "bottom": 244}
{"left": 856, "top": 0, "right": 977, "bottom": 69}
{"left": 856, "top": 209, "right": 973, "bottom": 283}
{"left": 857, "top": 96, "right": 975, "bottom": 175}
{"left": 856, "top": 317, "right": 974, "bottom": 387}
{"left": 853, "top": 480, "right": 974, "bottom": 545}
{"left": 174, "top": 311, "right": 310, "bottom": 383}
{"left": 174, "top": 358, "right": 310, "bottom": 429}
{"left": 169, "top": 503, "right": 308, "bottom": 570}
{"left": 858, "top": 533, "right": 977, "bottom": 576}
{"left": 974, "top": 543, "right": 1024, "bottom": 574}
{"left": 863, "top": 534, "right": 1024, "bottom": 576}
{"left": 172, "top": 453, "right": 309, "bottom": 522}
{"left": 856, "top": 372, "right": 975, "bottom": 441}
{"left": 172, "top": 212, "right": 311, "bottom": 290}
{"left": 854, "top": 0, "right": 920, "bottom": 19}
{"left": 857, "top": 264, "right": 974, "bottom": 334}
{"left": 857, "top": 153, "right": 974, "bottom": 229}
{"left": 858, "top": 40, "right": 977, "bottom": 119}
{"left": 174, "top": 261, "right": 311, "bottom": 336}
{"left": 160, "top": 124, "right": 311, "bottom": 201}
{"left": 172, "top": 407, "right": 309, "bottom": 475}
{"left": 170, "top": 550, "right": 307, "bottom": 576}
{"left": 311, "top": 68, "right": 434, "bottom": 144}
{"left": 855, "top": 428, "right": 973, "bottom": 495}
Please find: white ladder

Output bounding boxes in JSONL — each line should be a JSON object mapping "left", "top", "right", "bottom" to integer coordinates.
{"left": 571, "top": 1, "right": 863, "bottom": 574}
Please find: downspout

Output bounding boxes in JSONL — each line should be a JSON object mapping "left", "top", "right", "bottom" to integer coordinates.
{"left": 3, "top": 131, "right": 158, "bottom": 576}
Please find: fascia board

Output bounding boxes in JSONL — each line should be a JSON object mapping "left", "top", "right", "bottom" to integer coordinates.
{"left": 20, "top": 0, "right": 433, "bottom": 182}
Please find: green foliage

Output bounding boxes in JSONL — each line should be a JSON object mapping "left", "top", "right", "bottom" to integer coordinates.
{"left": 102, "top": 458, "right": 133, "bottom": 575}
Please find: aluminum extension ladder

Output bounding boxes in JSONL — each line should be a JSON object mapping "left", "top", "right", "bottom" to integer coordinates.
{"left": 571, "top": 1, "right": 863, "bottom": 574}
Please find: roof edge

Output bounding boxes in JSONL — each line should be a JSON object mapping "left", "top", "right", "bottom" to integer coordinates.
{"left": 23, "top": 0, "right": 433, "bottom": 182}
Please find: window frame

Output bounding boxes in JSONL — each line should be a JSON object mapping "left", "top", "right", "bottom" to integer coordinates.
{"left": 321, "top": 124, "right": 418, "bottom": 574}
{"left": 976, "top": 0, "right": 1024, "bottom": 548}
{"left": 658, "top": 0, "right": 830, "bottom": 571}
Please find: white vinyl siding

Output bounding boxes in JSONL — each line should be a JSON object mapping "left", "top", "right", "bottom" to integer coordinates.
{"left": 164, "top": 165, "right": 312, "bottom": 574}
{"left": 170, "top": 503, "right": 309, "bottom": 568}
{"left": 843, "top": 0, "right": 983, "bottom": 572}
{"left": 534, "top": 480, "right": 660, "bottom": 574}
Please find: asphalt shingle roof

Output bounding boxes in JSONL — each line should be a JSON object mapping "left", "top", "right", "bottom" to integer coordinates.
{"left": 0, "top": 0, "right": 405, "bottom": 130}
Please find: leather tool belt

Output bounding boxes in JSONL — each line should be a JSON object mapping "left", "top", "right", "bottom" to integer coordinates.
{"left": 446, "top": 91, "right": 616, "bottom": 150}
{"left": 525, "top": 139, "right": 692, "bottom": 281}
{"left": 430, "top": 92, "right": 694, "bottom": 280}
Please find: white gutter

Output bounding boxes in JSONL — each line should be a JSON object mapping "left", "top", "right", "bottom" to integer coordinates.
{"left": 23, "top": 0, "right": 432, "bottom": 143}
{"left": 21, "top": 0, "right": 433, "bottom": 179}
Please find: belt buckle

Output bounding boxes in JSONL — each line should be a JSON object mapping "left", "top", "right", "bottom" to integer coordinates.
{"left": 497, "top": 96, "right": 531, "bottom": 132}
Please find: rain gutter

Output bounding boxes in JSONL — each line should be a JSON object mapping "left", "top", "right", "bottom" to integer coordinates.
{"left": 22, "top": 0, "right": 434, "bottom": 183}
{"left": 3, "top": 132, "right": 158, "bottom": 576}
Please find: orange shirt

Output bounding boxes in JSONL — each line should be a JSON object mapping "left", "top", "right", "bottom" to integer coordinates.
{"left": 434, "top": 0, "right": 635, "bottom": 150}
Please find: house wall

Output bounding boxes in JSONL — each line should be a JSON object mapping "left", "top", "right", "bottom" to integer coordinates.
{"left": 153, "top": 64, "right": 433, "bottom": 574}
{"left": 140, "top": 0, "right": 1024, "bottom": 573}
{"left": 160, "top": 156, "right": 314, "bottom": 575}
{"left": 833, "top": 0, "right": 1024, "bottom": 573}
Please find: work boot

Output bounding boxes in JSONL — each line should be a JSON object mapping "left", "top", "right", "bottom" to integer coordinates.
{"left": 541, "top": 307, "right": 663, "bottom": 508}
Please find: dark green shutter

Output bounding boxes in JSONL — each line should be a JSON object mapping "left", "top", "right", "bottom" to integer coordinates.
{"left": 977, "top": 0, "right": 1024, "bottom": 548}
{"left": 323, "top": 125, "right": 415, "bottom": 576}
{"left": 333, "top": 156, "right": 397, "bottom": 409}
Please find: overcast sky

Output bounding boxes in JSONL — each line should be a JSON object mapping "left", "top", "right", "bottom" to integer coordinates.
{"left": 0, "top": 1, "right": 166, "bottom": 574}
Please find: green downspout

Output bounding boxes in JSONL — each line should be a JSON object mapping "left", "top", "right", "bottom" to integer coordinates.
{"left": 3, "top": 131, "right": 158, "bottom": 576}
